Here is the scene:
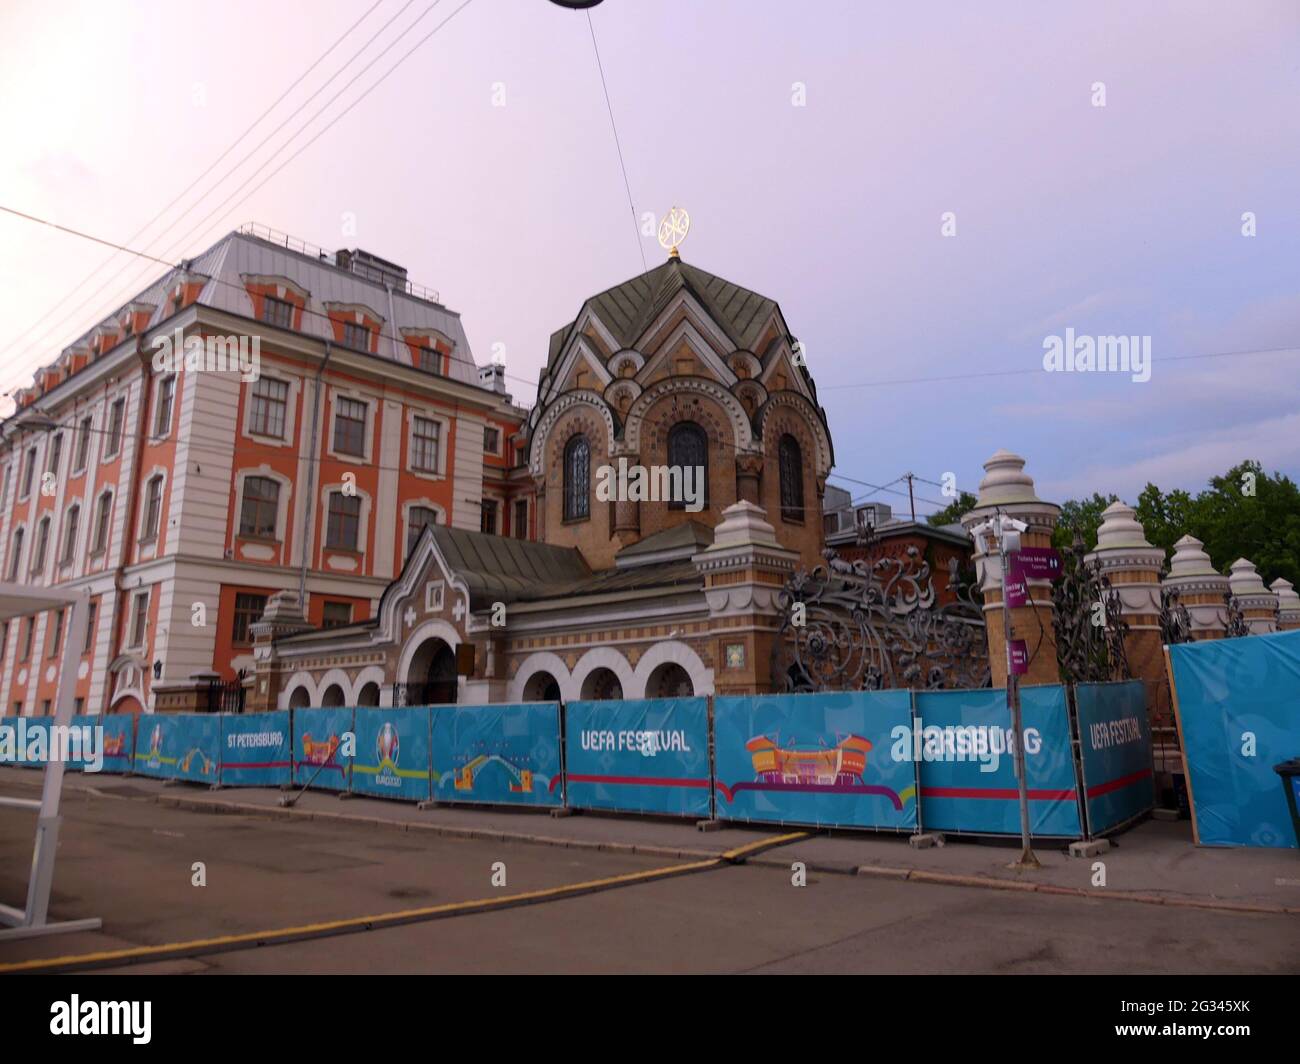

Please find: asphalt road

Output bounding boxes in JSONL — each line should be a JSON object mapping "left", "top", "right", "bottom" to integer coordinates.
{"left": 1, "top": 786, "right": 1296, "bottom": 974}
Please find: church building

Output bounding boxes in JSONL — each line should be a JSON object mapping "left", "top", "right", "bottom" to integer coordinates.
{"left": 250, "top": 249, "right": 836, "bottom": 708}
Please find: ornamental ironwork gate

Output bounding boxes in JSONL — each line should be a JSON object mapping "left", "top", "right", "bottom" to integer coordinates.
{"left": 772, "top": 546, "right": 990, "bottom": 692}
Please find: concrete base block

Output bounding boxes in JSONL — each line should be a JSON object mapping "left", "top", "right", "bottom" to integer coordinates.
{"left": 336, "top": 791, "right": 355, "bottom": 801}
{"left": 1069, "top": 838, "right": 1111, "bottom": 858}
{"left": 909, "top": 833, "right": 945, "bottom": 850}
{"left": 696, "top": 819, "right": 724, "bottom": 832}
{"left": 549, "top": 807, "right": 576, "bottom": 818}
{"left": 1151, "top": 808, "right": 1180, "bottom": 822}
{"left": 416, "top": 800, "right": 438, "bottom": 811}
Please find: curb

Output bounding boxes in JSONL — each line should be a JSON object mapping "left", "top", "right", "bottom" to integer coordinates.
{"left": 855, "top": 865, "right": 1295, "bottom": 915}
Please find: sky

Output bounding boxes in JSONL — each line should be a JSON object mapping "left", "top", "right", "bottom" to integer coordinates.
{"left": 1, "top": 0, "right": 1297, "bottom": 518}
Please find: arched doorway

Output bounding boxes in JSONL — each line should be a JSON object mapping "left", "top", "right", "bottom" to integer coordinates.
{"left": 287, "top": 686, "right": 312, "bottom": 709}
{"left": 580, "top": 667, "right": 623, "bottom": 701}
{"left": 645, "top": 661, "right": 693, "bottom": 699}
{"left": 357, "top": 681, "right": 381, "bottom": 706}
{"left": 320, "top": 684, "right": 346, "bottom": 707}
{"left": 404, "top": 637, "right": 458, "bottom": 705}
{"left": 522, "top": 671, "right": 561, "bottom": 702}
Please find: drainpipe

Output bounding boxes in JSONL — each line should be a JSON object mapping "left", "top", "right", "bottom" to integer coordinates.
{"left": 385, "top": 283, "right": 400, "bottom": 362}
{"left": 298, "top": 340, "right": 332, "bottom": 606}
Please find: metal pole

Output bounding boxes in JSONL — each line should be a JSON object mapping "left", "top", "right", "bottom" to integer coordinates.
{"left": 999, "top": 523, "right": 1039, "bottom": 869}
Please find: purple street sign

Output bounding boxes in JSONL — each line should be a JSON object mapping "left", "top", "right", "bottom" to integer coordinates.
{"left": 1016, "top": 546, "right": 1063, "bottom": 580}
{"left": 1008, "top": 638, "right": 1029, "bottom": 675}
{"left": 1004, "top": 556, "right": 1028, "bottom": 608}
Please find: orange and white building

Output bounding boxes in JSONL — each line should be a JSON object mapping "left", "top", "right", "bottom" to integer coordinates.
{"left": 0, "top": 225, "right": 531, "bottom": 716}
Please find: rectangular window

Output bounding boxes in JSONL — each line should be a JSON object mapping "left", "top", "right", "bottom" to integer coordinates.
{"left": 0, "top": 464, "right": 9, "bottom": 508}
{"left": 74, "top": 697, "right": 84, "bottom": 715}
{"left": 31, "top": 519, "right": 49, "bottom": 573}
{"left": 239, "top": 477, "right": 280, "bottom": 538}
{"left": 130, "top": 591, "right": 149, "bottom": 647}
{"left": 480, "top": 499, "right": 497, "bottom": 536}
{"left": 514, "top": 445, "right": 526, "bottom": 467}
{"left": 343, "top": 322, "right": 371, "bottom": 351}
{"left": 8, "top": 528, "right": 24, "bottom": 580}
{"left": 48, "top": 609, "right": 64, "bottom": 658}
{"left": 40, "top": 700, "right": 51, "bottom": 718}
{"left": 143, "top": 476, "right": 163, "bottom": 540}
{"left": 60, "top": 506, "right": 79, "bottom": 564}
{"left": 92, "top": 493, "right": 112, "bottom": 554}
{"left": 417, "top": 346, "right": 440, "bottom": 374}
{"left": 46, "top": 433, "right": 64, "bottom": 476}
{"left": 332, "top": 397, "right": 367, "bottom": 456}
{"left": 484, "top": 427, "right": 500, "bottom": 455}
{"left": 261, "top": 296, "right": 294, "bottom": 329}
{"left": 406, "top": 506, "right": 438, "bottom": 558}
{"left": 248, "top": 377, "right": 289, "bottom": 438}
{"left": 514, "top": 499, "right": 528, "bottom": 539}
{"left": 154, "top": 376, "right": 175, "bottom": 437}
{"left": 21, "top": 447, "right": 36, "bottom": 496}
{"left": 321, "top": 601, "right": 352, "bottom": 629}
{"left": 411, "top": 416, "right": 441, "bottom": 473}
{"left": 231, "top": 592, "right": 268, "bottom": 645}
{"left": 105, "top": 398, "right": 126, "bottom": 458}
{"left": 325, "top": 492, "right": 361, "bottom": 551}
{"left": 74, "top": 416, "right": 92, "bottom": 472}
{"left": 20, "top": 618, "right": 34, "bottom": 662}
{"left": 85, "top": 600, "right": 97, "bottom": 649}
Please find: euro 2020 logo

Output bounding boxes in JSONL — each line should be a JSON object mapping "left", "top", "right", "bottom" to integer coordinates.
{"left": 375, "top": 722, "right": 401, "bottom": 788}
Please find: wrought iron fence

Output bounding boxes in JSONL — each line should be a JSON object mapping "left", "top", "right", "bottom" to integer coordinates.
{"left": 1051, "top": 538, "right": 1130, "bottom": 684}
{"left": 772, "top": 546, "right": 990, "bottom": 692}
{"left": 205, "top": 671, "right": 247, "bottom": 714}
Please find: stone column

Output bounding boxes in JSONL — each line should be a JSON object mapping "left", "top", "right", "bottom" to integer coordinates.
{"left": 1086, "top": 502, "right": 1166, "bottom": 725}
{"left": 1270, "top": 578, "right": 1300, "bottom": 631}
{"left": 1162, "top": 536, "right": 1228, "bottom": 640}
{"left": 693, "top": 500, "right": 800, "bottom": 696}
{"left": 960, "top": 450, "right": 1061, "bottom": 688}
{"left": 612, "top": 452, "right": 641, "bottom": 548}
{"left": 248, "top": 590, "right": 314, "bottom": 712}
{"left": 734, "top": 453, "right": 763, "bottom": 506}
{"left": 1228, "top": 558, "right": 1278, "bottom": 634}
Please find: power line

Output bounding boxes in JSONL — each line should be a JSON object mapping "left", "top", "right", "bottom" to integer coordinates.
{"left": 0, "top": 208, "right": 179, "bottom": 269}
{"left": 820, "top": 345, "right": 1300, "bottom": 392}
{"left": 586, "top": 10, "right": 647, "bottom": 274}
{"left": 0, "top": 0, "right": 390, "bottom": 369}
{"left": 0, "top": 0, "right": 448, "bottom": 390}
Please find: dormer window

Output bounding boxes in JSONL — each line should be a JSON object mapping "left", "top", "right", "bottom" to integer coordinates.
{"left": 261, "top": 296, "right": 294, "bottom": 329}
{"left": 343, "top": 322, "right": 372, "bottom": 351}
{"left": 417, "top": 346, "right": 440, "bottom": 374}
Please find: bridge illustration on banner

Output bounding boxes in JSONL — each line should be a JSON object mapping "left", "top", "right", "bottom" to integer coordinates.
{"left": 439, "top": 753, "right": 553, "bottom": 795}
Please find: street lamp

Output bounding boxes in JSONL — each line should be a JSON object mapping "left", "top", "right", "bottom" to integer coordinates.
{"left": 971, "top": 512, "right": 1039, "bottom": 870}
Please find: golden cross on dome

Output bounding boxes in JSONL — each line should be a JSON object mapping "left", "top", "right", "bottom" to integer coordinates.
{"left": 657, "top": 206, "right": 690, "bottom": 258}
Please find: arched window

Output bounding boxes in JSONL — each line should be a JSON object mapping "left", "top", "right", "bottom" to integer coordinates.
{"left": 667, "top": 421, "right": 708, "bottom": 511}
{"left": 779, "top": 434, "right": 804, "bottom": 522}
{"left": 563, "top": 435, "right": 590, "bottom": 521}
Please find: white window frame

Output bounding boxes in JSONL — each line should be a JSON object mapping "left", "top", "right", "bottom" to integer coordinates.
{"left": 152, "top": 374, "right": 176, "bottom": 441}
{"left": 402, "top": 500, "right": 445, "bottom": 559}
{"left": 139, "top": 469, "right": 168, "bottom": 543}
{"left": 320, "top": 483, "right": 372, "bottom": 556}
{"left": 233, "top": 467, "right": 292, "bottom": 544}
{"left": 103, "top": 396, "right": 127, "bottom": 461}
{"left": 30, "top": 515, "right": 51, "bottom": 576}
{"left": 242, "top": 373, "right": 300, "bottom": 446}
{"left": 129, "top": 588, "right": 151, "bottom": 649}
{"left": 72, "top": 414, "right": 94, "bottom": 474}
{"left": 325, "top": 389, "right": 376, "bottom": 464}
{"left": 404, "top": 407, "right": 450, "bottom": 481}
{"left": 59, "top": 502, "right": 81, "bottom": 567}
{"left": 6, "top": 522, "right": 27, "bottom": 581}
{"left": 90, "top": 489, "right": 114, "bottom": 556}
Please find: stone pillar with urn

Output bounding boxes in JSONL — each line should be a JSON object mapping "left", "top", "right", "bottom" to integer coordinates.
{"left": 1161, "top": 536, "right": 1229, "bottom": 640}
{"left": 960, "top": 450, "right": 1061, "bottom": 688}
{"left": 1271, "top": 578, "right": 1300, "bottom": 631}
{"left": 248, "top": 590, "right": 314, "bottom": 713}
{"left": 1227, "top": 558, "right": 1278, "bottom": 634}
{"left": 693, "top": 500, "right": 800, "bottom": 696}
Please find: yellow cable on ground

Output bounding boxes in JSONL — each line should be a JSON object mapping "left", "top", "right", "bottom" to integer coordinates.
{"left": 0, "top": 830, "right": 808, "bottom": 975}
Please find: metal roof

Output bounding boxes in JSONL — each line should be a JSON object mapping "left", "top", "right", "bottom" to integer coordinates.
{"left": 431, "top": 526, "right": 591, "bottom": 609}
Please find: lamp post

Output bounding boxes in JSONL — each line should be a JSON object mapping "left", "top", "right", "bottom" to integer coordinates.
{"left": 972, "top": 512, "right": 1039, "bottom": 870}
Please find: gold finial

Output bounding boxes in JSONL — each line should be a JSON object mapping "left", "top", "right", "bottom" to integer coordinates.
{"left": 657, "top": 206, "right": 690, "bottom": 258}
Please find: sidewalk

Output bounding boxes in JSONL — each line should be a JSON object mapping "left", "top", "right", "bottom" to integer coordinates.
{"left": 3, "top": 766, "right": 1297, "bottom": 913}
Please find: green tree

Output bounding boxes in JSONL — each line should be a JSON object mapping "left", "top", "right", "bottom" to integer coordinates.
{"left": 926, "top": 491, "right": 978, "bottom": 528}
{"left": 1133, "top": 483, "right": 1196, "bottom": 555}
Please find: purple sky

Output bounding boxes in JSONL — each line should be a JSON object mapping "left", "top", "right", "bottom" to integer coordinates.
{"left": 2, "top": 0, "right": 1296, "bottom": 516}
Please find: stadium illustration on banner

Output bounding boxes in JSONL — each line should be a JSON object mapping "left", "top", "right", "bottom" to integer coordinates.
{"left": 716, "top": 733, "right": 915, "bottom": 810}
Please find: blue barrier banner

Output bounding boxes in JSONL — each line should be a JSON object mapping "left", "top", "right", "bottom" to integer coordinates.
{"left": 565, "top": 698, "right": 710, "bottom": 816}
{"left": 1075, "top": 681, "right": 1154, "bottom": 835}
{"left": 351, "top": 707, "right": 431, "bottom": 801}
{"left": 220, "top": 710, "right": 291, "bottom": 787}
{"left": 292, "top": 707, "right": 354, "bottom": 790}
{"left": 431, "top": 703, "right": 563, "bottom": 807}
{"left": 915, "top": 686, "right": 1081, "bottom": 838}
{"left": 0, "top": 715, "right": 48, "bottom": 768}
{"left": 1169, "top": 629, "right": 1300, "bottom": 848}
{"left": 133, "top": 713, "right": 221, "bottom": 783}
{"left": 84, "top": 714, "right": 135, "bottom": 773}
{"left": 713, "top": 691, "right": 917, "bottom": 830}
